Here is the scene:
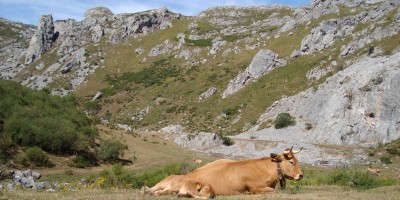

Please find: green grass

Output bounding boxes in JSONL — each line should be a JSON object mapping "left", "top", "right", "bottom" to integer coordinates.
{"left": 184, "top": 38, "right": 213, "bottom": 47}
{"left": 298, "top": 165, "right": 399, "bottom": 190}
{"left": 0, "top": 21, "right": 22, "bottom": 38}
{"left": 222, "top": 34, "right": 250, "bottom": 42}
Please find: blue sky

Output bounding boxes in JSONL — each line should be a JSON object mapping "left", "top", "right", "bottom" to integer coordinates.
{"left": 0, "top": 0, "right": 311, "bottom": 25}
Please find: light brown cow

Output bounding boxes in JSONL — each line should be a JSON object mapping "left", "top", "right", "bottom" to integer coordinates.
{"left": 193, "top": 158, "right": 203, "bottom": 164}
{"left": 367, "top": 167, "right": 381, "bottom": 176}
{"left": 147, "top": 175, "right": 215, "bottom": 199}
{"left": 186, "top": 147, "right": 303, "bottom": 195}
{"left": 195, "top": 159, "right": 235, "bottom": 171}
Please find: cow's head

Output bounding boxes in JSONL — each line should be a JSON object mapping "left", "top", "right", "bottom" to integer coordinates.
{"left": 196, "top": 182, "right": 216, "bottom": 199}
{"left": 271, "top": 147, "right": 303, "bottom": 180}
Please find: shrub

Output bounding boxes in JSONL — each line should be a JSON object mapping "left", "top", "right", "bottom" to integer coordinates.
{"left": 219, "top": 134, "right": 234, "bottom": 146}
{"left": 84, "top": 101, "right": 101, "bottom": 115}
{"left": 380, "top": 156, "right": 392, "bottom": 164}
{"left": 368, "top": 46, "right": 375, "bottom": 55}
{"left": 274, "top": 113, "right": 296, "bottom": 129}
{"left": 25, "top": 146, "right": 53, "bottom": 167}
{"left": 72, "top": 155, "right": 92, "bottom": 168}
{"left": 98, "top": 163, "right": 134, "bottom": 188}
{"left": 305, "top": 123, "right": 313, "bottom": 130}
{"left": 386, "top": 147, "right": 399, "bottom": 155}
{"left": 223, "top": 107, "right": 239, "bottom": 116}
{"left": 97, "top": 140, "right": 128, "bottom": 162}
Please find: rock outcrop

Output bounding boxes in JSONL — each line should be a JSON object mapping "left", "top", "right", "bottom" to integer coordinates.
{"left": 300, "top": 13, "right": 367, "bottom": 54}
{"left": 198, "top": 87, "right": 218, "bottom": 101}
{"left": 222, "top": 49, "right": 284, "bottom": 98}
{"left": 15, "top": 7, "right": 180, "bottom": 95}
{"left": 0, "top": 18, "right": 35, "bottom": 79}
{"left": 25, "top": 15, "right": 55, "bottom": 65}
{"left": 254, "top": 52, "right": 400, "bottom": 147}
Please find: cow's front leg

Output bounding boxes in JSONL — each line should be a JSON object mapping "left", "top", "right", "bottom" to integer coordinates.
{"left": 155, "top": 189, "right": 175, "bottom": 196}
{"left": 178, "top": 192, "right": 208, "bottom": 199}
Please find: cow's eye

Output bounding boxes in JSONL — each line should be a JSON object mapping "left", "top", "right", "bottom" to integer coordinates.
{"left": 289, "top": 161, "right": 295, "bottom": 165}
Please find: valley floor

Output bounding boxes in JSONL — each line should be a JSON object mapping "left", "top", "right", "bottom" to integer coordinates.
{"left": 2, "top": 185, "right": 400, "bottom": 200}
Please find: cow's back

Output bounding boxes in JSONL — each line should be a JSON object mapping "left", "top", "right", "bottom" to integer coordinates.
{"left": 195, "top": 159, "right": 236, "bottom": 171}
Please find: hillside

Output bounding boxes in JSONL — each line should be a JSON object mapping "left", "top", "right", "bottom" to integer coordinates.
{"left": 1, "top": 0, "right": 400, "bottom": 164}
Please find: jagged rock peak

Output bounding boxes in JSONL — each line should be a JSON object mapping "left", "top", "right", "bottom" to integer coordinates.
{"left": 25, "top": 15, "right": 55, "bottom": 65}
{"left": 84, "top": 7, "right": 113, "bottom": 19}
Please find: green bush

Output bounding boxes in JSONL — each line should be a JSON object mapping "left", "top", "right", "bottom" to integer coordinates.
{"left": 219, "top": 134, "right": 234, "bottom": 146}
{"left": 380, "top": 156, "right": 392, "bottom": 164}
{"left": 72, "top": 155, "right": 92, "bottom": 168}
{"left": 274, "top": 113, "right": 296, "bottom": 129}
{"left": 97, "top": 140, "right": 128, "bottom": 162}
{"left": 0, "top": 79, "right": 98, "bottom": 164}
{"left": 84, "top": 101, "right": 101, "bottom": 115}
{"left": 25, "top": 146, "right": 53, "bottom": 167}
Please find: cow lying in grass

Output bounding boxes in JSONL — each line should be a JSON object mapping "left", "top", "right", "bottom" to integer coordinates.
{"left": 186, "top": 147, "right": 303, "bottom": 195}
{"left": 147, "top": 175, "right": 215, "bottom": 199}
{"left": 367, "top": 167, "right": 381, "bottom": 176}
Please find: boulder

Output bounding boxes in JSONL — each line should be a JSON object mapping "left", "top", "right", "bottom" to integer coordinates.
{"left": 198, "top": 87, "right": 218, "bottom": 101}
{"left": 159, "top": 125, "right": 184, "bottom": 134}
{"left": 222, "top": 49, "right": 283, "bottom": 98}
{"left": 300, "top": 12, "right": 368, "bottom": 54}
{"left": 84, "top": 7, "right": 113, "bottom": 19}
{"left": 92, "top": 92, "right": 103, "bottom": 101}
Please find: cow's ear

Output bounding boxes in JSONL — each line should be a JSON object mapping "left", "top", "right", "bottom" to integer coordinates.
{"left": 271, "top": 153, "right": 281, "bottom": 162}
{"left": 196, "top": 183, "right": 202, "bottom": 191}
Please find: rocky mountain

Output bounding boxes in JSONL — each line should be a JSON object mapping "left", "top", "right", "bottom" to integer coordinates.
{"left": 1, "top": 0, "right": 400, "bottom": 163}
{"left": 0, "top": 18, "right": 35, "bottom": 79}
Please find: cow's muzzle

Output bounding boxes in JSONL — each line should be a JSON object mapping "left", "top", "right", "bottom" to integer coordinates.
{"left": 209, "top": 194, "right": 216, "bottom": 199}
{"left": 295, "top": 174, "right": 303, "bottom": 180}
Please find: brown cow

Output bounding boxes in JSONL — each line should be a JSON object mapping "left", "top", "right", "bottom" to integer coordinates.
{"left": 193, "top": 158, "right": 203, "bottom": 164}
{"left": 195, "top": 159, "right": 235, "bottom": 170}
{"left": 367, "top": 167, "right": 381, "bottom": 176}
{"left": 186, "top": 147, "right": 303, "bottom": 195}
{"left": 147, "top": 175, "right": 215, "bottom": 199}
{"left": 367, "top": 164, "right": 381, "bottom": 176}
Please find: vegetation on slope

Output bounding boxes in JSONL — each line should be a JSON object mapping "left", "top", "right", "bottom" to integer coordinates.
{"left": 0, "top": 79, "right": 126, "bottom": 167}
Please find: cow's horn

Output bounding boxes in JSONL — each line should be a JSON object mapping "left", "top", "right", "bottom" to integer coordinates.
{"left": 283, "top": 148, "right": 291, "bottom": 155}
{"left": 292, "top": 147, "right": 303, "bottom": 154}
